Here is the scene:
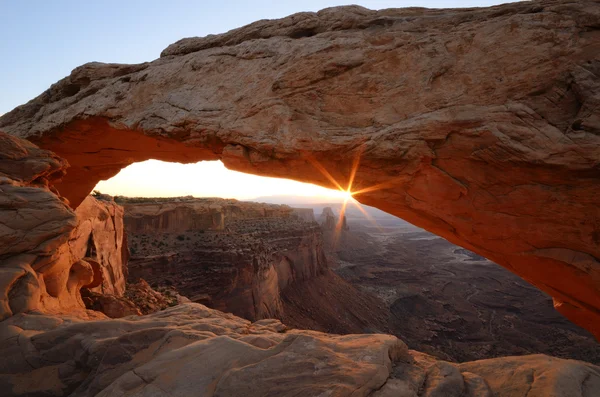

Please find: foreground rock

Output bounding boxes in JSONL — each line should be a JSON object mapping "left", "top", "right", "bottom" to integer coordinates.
{"left": 1, "top": 303, "right": 598, "bottom": 397}
{"left": 0, "top": 132, "right": 127, "bottom": 319}
{"left": 1, "top": 0, "right": 598, "bottom": 336}
{"left": 0, "top": 133, "right": 92, "bottom": 319}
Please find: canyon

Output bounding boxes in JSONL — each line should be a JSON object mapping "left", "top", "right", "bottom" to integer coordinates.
{"left": 122, "top": 196, "right": 389, "bottom": 333}
{"left": 1, "top": 0, "right": 600, "bottom": 395}
{"left": 119, "top": 194, "right": 599, "bottom": 364}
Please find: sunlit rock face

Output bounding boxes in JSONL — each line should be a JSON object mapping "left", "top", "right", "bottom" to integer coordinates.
{"left": 0, "top": 0, "right": 599, "bottom": 337}
{"left": 72, "top": 196, "right": 128, "bottom": 297}
{"left": 0, "top": 134, "right": 127, "bottom": 318}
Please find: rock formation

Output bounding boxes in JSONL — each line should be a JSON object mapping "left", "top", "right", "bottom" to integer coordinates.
{"left": 125, "top": 197, "right": 329, "bottom": 320}
{"left": 291, "top": 207, "right": 316, "bottom": 222}
{"left": 0, "top": 133, "right": 127, "bottom": 319}
{"left": 73, "top": 195, "right": 128, "bottom": 297}
{"left": 1, "top": 302, "right": 599, "bottom": 397}
{"left": 2, "top": 1, "right": 600, "bottom": 395}
{"left": 123, "top": 196, "right": 390, "bottom": 333}
{"left": 120, "top": 196, "right": 295, "bottom": 233}
{"left": 1, "top": 0, "right": 598, "bottom": 336}
{"left": 319, "top": 206, "right": 348, "bottom": 231}
{"left": 0, "top": 133, "right": 79, "bottom": 319}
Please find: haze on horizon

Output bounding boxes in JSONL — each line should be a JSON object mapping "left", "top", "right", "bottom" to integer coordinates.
{"left": 1, "top": 0, "right": 514, "bottom": 200}
{"left": 94, "top": 160, "right": 352, "bottom": 201}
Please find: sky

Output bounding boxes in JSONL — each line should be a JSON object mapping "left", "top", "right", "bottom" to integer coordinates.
{"left": 1, "top": 0, "right": 513, "bottom": 200}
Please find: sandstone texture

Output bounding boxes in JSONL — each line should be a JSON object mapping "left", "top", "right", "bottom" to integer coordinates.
{"left": 73, "top": 195, "right": 128, "bottom": 296}
{"left": 1, "top": 0, "right": 598, "bottom": 336}
{"left": 1, "top": 302, "right": 599, "bottom": 397}
{"left": 0, "top": 133, "right": 81, "bottom": 319}
{"left": 0, "top": 133, "right": 128, "bottom": 318}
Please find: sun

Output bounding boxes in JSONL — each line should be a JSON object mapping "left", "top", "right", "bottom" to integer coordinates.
{"left": 341, "top": 189, "right": 353, "bottom": 201}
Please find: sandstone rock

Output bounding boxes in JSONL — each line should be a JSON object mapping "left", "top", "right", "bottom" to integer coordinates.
{"left": 0, "top": 132, "right": 129, "bottom": 318}
{"left": 0, "top": 303, "right": 598, "bottom": 397}
{"left": 2, "top": 1, "right": 597, "bottom": 336}
{"left": 0, "top": 132, "right": 67, "bottom": 188}
{"left": 459, "top": 354, "right": 600, "bottom": 397}
{"left": 0, "top": 303, "right": 407, "bottom": 397}
{"left": 80, "top": 288, "right": 141, "bottom": 318}
{"left": 71, "top": 195, "right": 127, "bottom": 296}
{"left": 124, "top": 278, "right": 183, "bottom": 314}
{"left": 0, "top": 133, "right": 79, "bottom": 319}
{"left": 120, "top": 196, "right": 294, "bottom": 233}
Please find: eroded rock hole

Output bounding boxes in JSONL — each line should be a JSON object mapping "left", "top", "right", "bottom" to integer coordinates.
{"left": 68, "top": 159, "right": 600, "bottom": 363}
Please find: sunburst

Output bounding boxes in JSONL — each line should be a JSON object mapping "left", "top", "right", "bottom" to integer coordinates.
{"left": 307, "top": 147, "right": 388, "bottom": 246}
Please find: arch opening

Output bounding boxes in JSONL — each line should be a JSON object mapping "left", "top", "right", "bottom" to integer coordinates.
{"left": 18, "top": 115, "right": 600, "bottom": 340}
{"left": 84, "top": 157, "right": 600, "bottom": 361}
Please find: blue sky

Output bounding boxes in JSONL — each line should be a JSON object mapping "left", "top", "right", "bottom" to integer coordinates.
{"left": 1, "top": 0, "right": 512, "bottom": 115}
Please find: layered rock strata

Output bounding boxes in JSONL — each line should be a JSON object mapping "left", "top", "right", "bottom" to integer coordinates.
{"left": 120, "top": 196, "right": 294, "bottom": 233}
{"left": 125, "top": 198, "right": 328, "bottom": 321}
{"left": 1, "top": 1, "right": 598, "bottom": 335}
{"left": 73, "top": 195, "right": 128, "bottom": 297}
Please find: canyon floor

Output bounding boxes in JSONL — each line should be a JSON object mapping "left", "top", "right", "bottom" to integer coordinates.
{"left": 330, "top": 214, "right": 600, "bottom": 364}
{"left": 124, "top": 196, "right": 600, "bottom": 366}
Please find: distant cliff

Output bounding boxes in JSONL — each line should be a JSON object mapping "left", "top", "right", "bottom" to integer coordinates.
{"left": 119, "top": 196, "right": 296, "bottom": 233}
{"left": 125, "top": 198, "right": 328, "bottom": 320}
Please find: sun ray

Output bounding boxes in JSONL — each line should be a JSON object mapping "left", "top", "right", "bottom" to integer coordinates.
{"left": 347, "top": 199, "right": 384, "bottom": 233}
{"left": 304, "top": 146, "right": 387, "bottom": 241}
{"left": 333, "top": 193, "right": 351, "bottom": 248}
{"left": 305, "top": 155, "right": 345, "bottom": 192}
{"left": 351, "top": 176, "right": 406, "bottom": 196}
{"left": 346, "top": 145, "right": 364, "bottom": 192}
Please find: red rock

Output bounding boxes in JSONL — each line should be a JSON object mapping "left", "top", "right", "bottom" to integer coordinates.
{"left": 0, "top": 0, "right": 599, "bottom": 337}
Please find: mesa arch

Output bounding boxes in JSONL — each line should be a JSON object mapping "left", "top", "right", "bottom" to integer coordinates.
{"left": 1, "top": 1, "right": 599, "bottom": 337}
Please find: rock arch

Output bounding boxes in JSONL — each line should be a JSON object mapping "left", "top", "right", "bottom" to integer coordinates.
{"left": 1, "top": 1, "right": 599, "bottom": 337}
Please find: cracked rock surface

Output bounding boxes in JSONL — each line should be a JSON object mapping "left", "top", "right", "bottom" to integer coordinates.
{"left": 1, "top": 303, "right": 599, "bottom": 397}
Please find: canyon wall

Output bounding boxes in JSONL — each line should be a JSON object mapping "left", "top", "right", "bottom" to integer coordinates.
{"left": 125, "top": 198, "right": 328, "bottom": 320}
{"left": 2, "top": 2, "right": 600, "bottom": 394}
{"left": 121, "top": 196, "right": 294, "bottom": 233}
{"left": 1, "top": 1, "right": 598, "bottom": 336}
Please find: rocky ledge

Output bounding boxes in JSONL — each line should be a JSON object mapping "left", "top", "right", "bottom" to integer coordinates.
{"left": 1, "top": 302, "right": 599, "bottom": 397}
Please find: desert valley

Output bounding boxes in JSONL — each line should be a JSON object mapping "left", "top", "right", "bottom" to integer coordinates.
{"left": 1, "top": 0, "right": 600, "bottom": 396}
